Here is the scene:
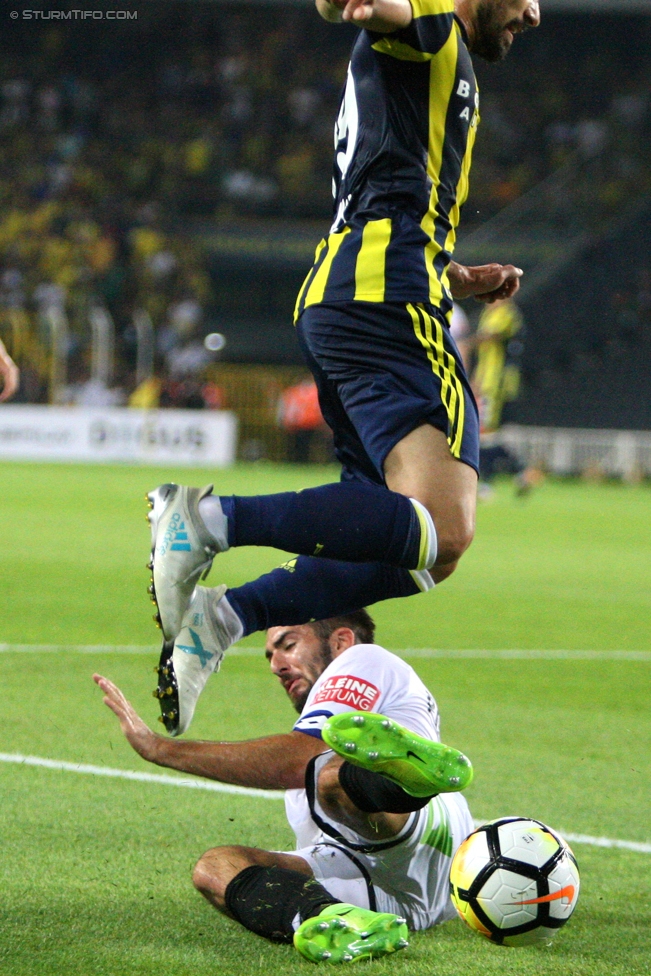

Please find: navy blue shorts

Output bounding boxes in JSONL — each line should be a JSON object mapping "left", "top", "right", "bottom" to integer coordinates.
{"left": 296, "top": 301, "right": 480, "bottom": 485}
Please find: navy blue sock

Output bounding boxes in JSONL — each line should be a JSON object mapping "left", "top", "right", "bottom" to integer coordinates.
{"left": 226, "top": 556, "right": 423, "bottom": 636}
{"left": 220, "top": 483, "right": 423, "bottom": 568}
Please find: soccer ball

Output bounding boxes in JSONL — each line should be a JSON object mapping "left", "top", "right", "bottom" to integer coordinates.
{"left": 449, "top": 817, "right": 580, "bottom": 947}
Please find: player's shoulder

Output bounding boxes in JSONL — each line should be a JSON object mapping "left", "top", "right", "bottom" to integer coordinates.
{"left": 361, "top": 0, "right": 457, "bottom": 62}
{"left": 408, "top": 0, "right": 455, "bottom": 16}
{"left": 320, "top": 643, "right": 416, "bottom": 691}
{"left": 328, "top": 642, "right": 411, "bottom": 673}
{"left": 295, "top": 642, "right": 434, "bottom": 740}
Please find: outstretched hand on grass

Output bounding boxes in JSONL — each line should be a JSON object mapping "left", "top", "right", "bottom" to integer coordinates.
{"left": 94, "top": 674, "right": 159, "bottom": 763}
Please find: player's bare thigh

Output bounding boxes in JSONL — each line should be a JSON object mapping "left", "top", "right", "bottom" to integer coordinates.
{"left": 384, "top": 424, "right": 477, "bottom": 571}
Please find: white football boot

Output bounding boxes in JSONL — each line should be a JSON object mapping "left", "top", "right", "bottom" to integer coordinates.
{"left": 155, "top": 585, "right": 244, "bottom": 736}
{"left": 146, "top": 483, "right": 229, "bottom": 641}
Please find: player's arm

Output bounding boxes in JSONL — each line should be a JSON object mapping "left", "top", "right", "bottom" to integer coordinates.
{"left": 316, "top": 0, "right": 412, "bottom": 32}
{"left": 447, "top": 261, "right": 523, "bottom": 304}
{"left": 0, "top": 339, "right": 19, "bottom": 402}
{"left": 94, "top": 674, "right": 328, "bottom": 790}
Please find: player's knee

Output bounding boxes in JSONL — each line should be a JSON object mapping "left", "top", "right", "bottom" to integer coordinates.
{"left": 435, "top": 516, "right": 475, "bottom": 565}
{"left": 192, "top": 852, "right": 214, "bottom": 894}
{"left": 430, "top": 560, "right": 459, "bottom": 584}
{"left": 192, "top": 847, "right": 230, "bottom": 897}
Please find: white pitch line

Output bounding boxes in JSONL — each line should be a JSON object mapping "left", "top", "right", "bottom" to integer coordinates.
{"left": 469, "top": 821, "right": 651, "bottom": 855}
{"left": 1, "top": 644, "right": 650, "bottom": 660}
{"left": 0, "top": 752, "right": 284, "bottom": 799}
{"left": 0, "top": 644, "right": 159, "bottom": 654}
{"left": 1, "top": 752, "right": 649, "bottom": 854}
{"left": 556, "top": 833, "right": 651, "bottom": 855}
{"left": 401, "top": 649, "right": 651, "bottom": 661}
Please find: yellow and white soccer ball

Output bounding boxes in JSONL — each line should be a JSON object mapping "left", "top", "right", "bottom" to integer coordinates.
{"left": 450, "top": 817, "right": 580, "bottom": 947}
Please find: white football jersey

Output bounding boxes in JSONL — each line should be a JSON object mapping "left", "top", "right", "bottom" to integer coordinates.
{"left": 287, "top": 643, "right": 440, "bottom": 847}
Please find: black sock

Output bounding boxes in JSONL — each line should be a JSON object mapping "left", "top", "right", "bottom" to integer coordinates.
{"left": 224, "top": 865, "right": 340, "bottom": 944}
{"left": 339, "top": 762, "right": 434, "bottom": 814}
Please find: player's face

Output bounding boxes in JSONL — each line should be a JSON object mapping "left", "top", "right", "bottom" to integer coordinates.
{"left": 265, "top": 625, "right": 334, "bottom": 713}
{"left": 472, "top": 0, "right": 541, "bottom": 62}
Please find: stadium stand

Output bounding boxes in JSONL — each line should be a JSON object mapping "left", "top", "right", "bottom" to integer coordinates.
{"left": 0, "top": 3, "right": 649, "bottom": 437}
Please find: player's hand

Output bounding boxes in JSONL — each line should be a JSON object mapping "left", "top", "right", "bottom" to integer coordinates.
{"left": 338, "top": 0, "right": 375, "bottom": 23}
{"left": 0, "top": 350, "right": 19, "bottom": 402}
{"left": 448, "top": 262, "right": 523, "bottom": 303}
{"left": 93, "top": 674, "right": 160, "bottom": 762}
{"left": 319, "top": 0, "right": 412, "bottom": 29}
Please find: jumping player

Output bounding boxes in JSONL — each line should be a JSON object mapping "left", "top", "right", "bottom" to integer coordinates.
{"left": 146, "top": 0, "right": 541, "bottom": 735}
{"left": 94, "top": 612, "right": 474, "bottom": 964}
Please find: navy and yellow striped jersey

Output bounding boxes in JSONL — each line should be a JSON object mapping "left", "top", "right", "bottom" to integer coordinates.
{"left": 295, "top": 0, "right": 479, "bottom": 320}
{"left": 474, "top": 300, "right": 524, "bottom": 432}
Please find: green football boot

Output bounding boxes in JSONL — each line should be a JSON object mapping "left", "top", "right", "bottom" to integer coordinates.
{"left": 294, "top": 903, "right": 409, "bottom": 964}
{"left": 322, "top": 712, "right": 473, "bottom": 797}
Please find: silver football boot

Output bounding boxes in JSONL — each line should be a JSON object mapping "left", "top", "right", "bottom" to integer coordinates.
{"left": 146, "top": 483, "right": 229, "bottom": 641}
{"left": 154, "top": 585, "right": 244, "bottom": 736}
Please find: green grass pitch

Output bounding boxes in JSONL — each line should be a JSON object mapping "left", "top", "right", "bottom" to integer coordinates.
{"left": 2, "top": 461, "right": 650, "bottom": 975}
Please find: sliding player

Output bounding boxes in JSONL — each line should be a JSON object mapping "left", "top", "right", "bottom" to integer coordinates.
{"left": 95, "top": 612, "right": 474, "bottom": 964}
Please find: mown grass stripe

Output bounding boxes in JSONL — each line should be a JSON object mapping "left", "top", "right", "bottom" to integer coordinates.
{"left": 1, "top": 645, "right": 650, "bottom": 660}
{"left": 1, "top": 752, "right": 649, "bottom": 854}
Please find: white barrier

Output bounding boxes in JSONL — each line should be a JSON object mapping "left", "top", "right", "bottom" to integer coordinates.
{"left": 0, "top": 406, "right": 238, "bottom": 467}
{"left": 499, "top": 424, "right": 651, "bottom": 478}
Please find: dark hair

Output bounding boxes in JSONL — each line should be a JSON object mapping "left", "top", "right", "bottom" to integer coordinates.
{"left": 310, "top": 610, "right": 375, "bottom": 646}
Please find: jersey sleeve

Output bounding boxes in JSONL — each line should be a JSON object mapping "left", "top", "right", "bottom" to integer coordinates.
{"left": 370, "top": 0, "right": 455, "bottom": 60}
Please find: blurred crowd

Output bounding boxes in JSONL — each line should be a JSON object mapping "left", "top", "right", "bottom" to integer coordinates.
{"left": 468, "top": 17, "right": 651, "bottom": 221}
{"left": 0, "top": 4, "right": 649, "bottom": 406}
{"left": 1, "top": 8, "right": 648, "bottom": 223}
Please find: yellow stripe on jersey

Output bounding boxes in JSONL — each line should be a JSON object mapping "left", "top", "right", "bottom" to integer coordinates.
{"left": 420, "top": 26, "right": 459, "bottom": 306}
{"left": 409, "top": 0, "right": 454, "bottom": 17}
{"left": 294, "top": 238, "right": 327, "bottom": 321}
{"left": 295, "top": 14, "right": 479, "bottom": 314}
{"left": 444, "top": 72, "right": 480, "bottom": 258}
{"left": 427, "top": 306, "right": 465, "bottom": 457}
{"left": 354, "top": 218, "right": 392, "bottom": 301}
{"left": 371, "top": 37, "right": 435, "bottom": 62}
{"left": 443, "top": 127, "right": 478, "bottom": 260}
{"left": 408, "top": 303, "right": 465, "bottom": 458}
{"left": 303, "top": 229, "right": 351, "bottom": 308}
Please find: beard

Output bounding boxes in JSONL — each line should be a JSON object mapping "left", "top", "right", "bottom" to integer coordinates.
{"left": 473, "top": 0, "right": 515, "bottom": 63}
{"left": 290, "top": 639, "right": 334, "bottom": 713}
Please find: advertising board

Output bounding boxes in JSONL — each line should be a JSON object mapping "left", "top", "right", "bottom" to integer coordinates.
{"left": 0, "top": 407, "right": 238, "bottom": 467}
